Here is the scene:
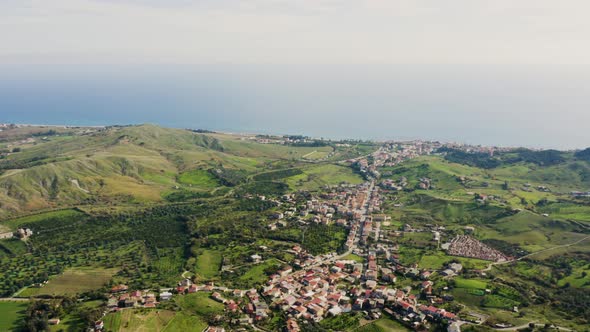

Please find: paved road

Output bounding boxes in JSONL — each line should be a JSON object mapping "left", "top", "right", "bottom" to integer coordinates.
{"left": 286, "top": 181, "right": 376, "bottom": 277}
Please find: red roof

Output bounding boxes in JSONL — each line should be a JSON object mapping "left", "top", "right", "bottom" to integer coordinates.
{"left": 399, "top": 301, "right": 412, "bottom": 309}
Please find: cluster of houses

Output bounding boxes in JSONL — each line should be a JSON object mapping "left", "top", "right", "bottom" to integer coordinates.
{"left": 257, "top": 254, "right": 460, "bottom": 330}
{"left": 176, "top": 279, "right": 272, "bottom": 325}
{"left": 418, "top": 178, "right": 432, "bottom": 190}
{"left": 16, "top": 227, "right": 33, "bottom": 239}
{"left": 381, "top": 176, "right": 408, "bottom": 191}
{"left": 571, "top": 191, "right": 590, "bottom": 198}
{"left": 0, "top": 227, "right": 33, "bottom": 240}
{"left": 108, "top": 285, "right": 159, "bottom": 310}
{"left": 98, "top": 177, "right": 495, "bottom": 332}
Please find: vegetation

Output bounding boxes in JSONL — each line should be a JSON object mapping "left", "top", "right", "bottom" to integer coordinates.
{"left": 0, "top": 302, "right": 27, "bottom": 331}
{"left": 1, "top": 124, "right": 590, "bottom": 330}
{"left": 18, "top": 267, "right": 118, "bottom": 297}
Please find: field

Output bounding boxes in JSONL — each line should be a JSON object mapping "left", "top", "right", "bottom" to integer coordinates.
{"left": 18, "top": 267, "right": 118, "bottom": 297}
{"left": 0, "top": 238, "right": 27, "bottom": 258}
{"left": 0, "top": 301, "right": 27, "bottom": 331}
{"left": 162, "top": 313, "right": 208, "bottom": 332}
{"left": 104, "top": 309, "right": 176, "bottom": 332}
{"left": 173, "top": 292, "right": 225, "bottom": 316}
{"left": 285, "top": 164, "right": 364, "bottom": 190}
{"left": 455, "top": 277, "right": 488, "bottom": 290}
{"left": 355, "top": 317, "right": 410, "bottom": 332}
{"left": 238, "top": 258, "right": 282, "bottom": 286}
{"left": 177, "top": 169, "right": 219, "bottom": 188}
{"left": 194, "top": 249, "right": 222, "bottom": 280}
{"left": 1, "top": 209, "right": 86, "bottom": 231}
{"left": 343, "top": 253, "right": 365, "bottom": 263}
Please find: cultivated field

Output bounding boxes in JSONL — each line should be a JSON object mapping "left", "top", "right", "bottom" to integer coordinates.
{"left": 104, "top": 309, "right": 176, "bottom": 332}
{"left": 18, "top": 267, "right": 118, "bottom": 297}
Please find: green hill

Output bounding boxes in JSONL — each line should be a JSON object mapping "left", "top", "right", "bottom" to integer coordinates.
{"left": 0, "top": 125, "right": 371, "bottom": 217}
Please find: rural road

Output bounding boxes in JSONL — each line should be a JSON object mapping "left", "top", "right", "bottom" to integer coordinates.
{"left": 0, "top": 297, "right": 29, "bottom": 302}
{"left": 493, "top": 322, "right": 572, "bottom": 331}
{"left": 483, "top": 235, "right": 590, "bottom": 271}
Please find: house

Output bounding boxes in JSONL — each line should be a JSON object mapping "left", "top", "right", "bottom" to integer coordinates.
{"left": 211, "top": 292, "right": 225, "bottom": 303}
{"left": 366, "top": 280, "right": 377, "bottom": 289}
{"left": 250, "top": 254, "right": 262, "bottom": 263}
{"left": 48, "top": 318, "right": 61, "bottom": 325}
{"left": 441, "top": 269, "right": 455, "bottom": 277}
{"left": 94, "top": 320, "right": 104, "bottom": 330}
{"left": 286, "top": 318, "right": 301, "bottom": 332}
{"left": 204, "top": 327, "right": 225, "bottom": 332}
{"left": 107, "top": 297, "right": 118, "bottom": 308}
{"left": 187, "top": 284, "right": 198, "bottom": 293}
{"left": 110, "top": 284, "right": 128, "bottom": 293}
{"left": 449, "top": 263, "right": 463, "bottom": 273}
{"left": 179, "top": 278, "right": 192, "bottom": 287}
{"left": 124, "top": 299, "right": 135, "bottom": 308}
{"left": 279, "top": 266, "right": 293, "bottom": 277}
{"left": 159, "top": 291, "right": 173, "bottom": 301}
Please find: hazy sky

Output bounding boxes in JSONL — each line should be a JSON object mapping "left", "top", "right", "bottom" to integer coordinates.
{"left": 2, "top": 1, "right": 590, "bottom": 149}
{"left": 2, "top": 0, "right": 590, "bottom": 64}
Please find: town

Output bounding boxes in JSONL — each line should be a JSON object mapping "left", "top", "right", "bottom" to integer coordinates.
{"left": 94, "top": 145, "right": 513, "bottom": 332}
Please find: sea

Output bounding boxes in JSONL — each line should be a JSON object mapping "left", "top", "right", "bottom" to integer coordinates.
{"left": 2, "top": 64, "right": 590, "bottom": 150}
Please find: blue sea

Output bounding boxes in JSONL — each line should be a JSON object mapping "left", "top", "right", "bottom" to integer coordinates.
{"left": 1, "top": 64, "right": 589, "bottom": 149}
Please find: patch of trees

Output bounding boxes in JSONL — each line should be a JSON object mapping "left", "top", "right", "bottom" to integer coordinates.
{"left": 209, "top": 167, "right": 247, "bottom": 186}
{"left": 512, "top": 148, "right": 565, "bottom": 166}
{"left": 288, "top": 140, "right": 329, "bottom": 147}
{"left": 235, "top": 198, "right": 278, "bottom": 211}
{"left": 192, "top": 135, "right": 224, "bottom": 151}
{"left": 31, "top": 129, "right": 58, "bottom": 137}
{"left": 187, "top": 128, "right": 217, "bottom": 134}
{"left": 552, "top": 287, "right": 590, "bottom": 323}
{"left": 574, "top": 147, "right": 590, "bottom": 161}
{"left": 164, "top": 190, "right": 212, "bottom": 202}
{"left": 439, "top": 148, "right": 502, "bottom": 169}
{"left": 440, "top": 147, "right": 566, "bottom": 169}
{"left": 0, "top": 203, "right": 208, "bottom": 296}
{"left": 252, "top": 168, "right": 303, "bottom": 181}
{"left": 236, "top": 181, "right": 289, "bottom": 196}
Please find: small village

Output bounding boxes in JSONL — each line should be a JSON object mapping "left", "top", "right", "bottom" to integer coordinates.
{"left": 94, "top": 153, "right": 512, "bottom": 332}
{"left": 2, "top": 130, "right": 584, "bottom": 332}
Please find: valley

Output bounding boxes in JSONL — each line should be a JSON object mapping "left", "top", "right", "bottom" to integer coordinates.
{"left": 0, "top": 124, "right": 589, "bottom": 332}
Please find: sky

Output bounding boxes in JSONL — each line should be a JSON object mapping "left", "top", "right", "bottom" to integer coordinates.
{"left": 2, "top": 1, "right": 590, "bottom": 149}
{"left": 2, "top": 0, "right": 590, "bottom": 65}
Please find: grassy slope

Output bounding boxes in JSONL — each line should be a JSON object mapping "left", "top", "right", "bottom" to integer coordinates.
{"left": 385, "top": 155, "right": 590, "bottom": 262}
{"left": 285, "top": 164, "right": 364, "bottom": 191}
{"left": 18, "top": 267, "right": 118, "bottom": 297}
{"left": 0, "top": 125, "right": 363, "bottom": 217}
{"left": 0, "top": 301, "right": 27, "bottom": 331}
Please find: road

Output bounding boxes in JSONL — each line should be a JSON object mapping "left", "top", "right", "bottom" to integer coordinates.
{"left": 0, "top": 297, "right": 29, "bottom": 302}
{"left": 492, "top": 322, "right": 572, "bottom": 331}
{"left": 483, "top": 235, "right": 590, "bottom": 271}
{"left": 287, "top": 181, "right": 376, "bottom": 276}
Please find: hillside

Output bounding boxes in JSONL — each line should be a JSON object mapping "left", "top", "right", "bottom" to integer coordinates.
{"left": 0, "top": 124, "right": 371, "bottom": 217}
{"left": 1, "top": 125, "right": 589, "bottom": 331}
